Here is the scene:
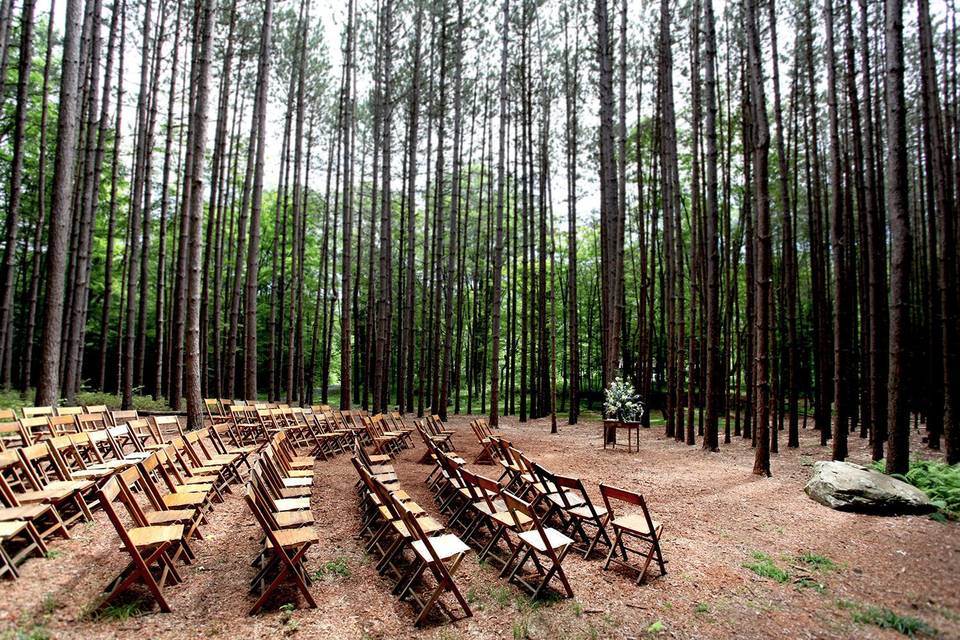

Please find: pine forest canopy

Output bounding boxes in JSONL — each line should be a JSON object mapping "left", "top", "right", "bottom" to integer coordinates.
{"left": 0, "top": 0, "right": 956, "bottom": 477}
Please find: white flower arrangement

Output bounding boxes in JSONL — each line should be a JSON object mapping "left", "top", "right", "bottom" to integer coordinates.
{"left": 603, "top": 376, "right": 645, "bottom": 423}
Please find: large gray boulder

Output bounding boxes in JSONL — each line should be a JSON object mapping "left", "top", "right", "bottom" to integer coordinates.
{"left": 804, "top": 461, "right": 936, "bottom": 515}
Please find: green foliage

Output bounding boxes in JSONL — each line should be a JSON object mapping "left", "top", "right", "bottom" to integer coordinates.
{"left": 795, "top": 577, "right": 826, "bottom": 593}
{"left": 873, "top": 458, "right": 960, "bottom": 518}
{"left": 694, "top": 602, "right": 710, "bottom": 614}
{"left": 4, "top": 625, "right": 50, "bottom": 640}
{"left": 743, "top": 551, "right": 790, "bottom": 583}
{"left": 796, "top": 552, "right": 839, "bottom": 573}
{"left": 93, "top": 600, "right": 145, "bottom": 622}
{"left": 850, "top": 604, "right": 937, "bottom": 638}
{"left": 646, "top": 620, "right": 666, "bottom": 635}
{"left": 603, "top": 377, "right": 645, "bottom": 421}
{"left": 512, "top": 619, "right": 528, "bottom": 640}
{"left": 0, "top": 389, "right": 171, "bottom": 413}
{"left": 311, "top": 557, "right": 351, "bottom": 580}
{"left": 43, "top": 550, "right": 62, "bottom": 560}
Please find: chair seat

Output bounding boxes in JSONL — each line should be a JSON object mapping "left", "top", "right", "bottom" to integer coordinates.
{"left": 368, "top": 454, "right": 391, "bottom": 464}
{"left": 612, "top": 514, "right": 661, "bottom": 537}
{"left": 0, "top": 504, "right": 52, "bottom": 521}
{"left": 18, "top": 487, "right": 76, "bottom": 502}
{"left": 207, "top": 453, "right": 239, "bottom": 464}
{"left": 490, "top": 510, "right": 532, "bottom": 529}
{"left": 279, "top": 486, "right": 312, "bottom": 498}
{"left": 266, "top": 526, "right": 319, "bottom": 549}
{"left": 412, "top": 534, "right": 470, "bottom": 562}
{"left": 393, "top": 516, "right": 444, "bottom": 538}
{"left": 172, "top": 483, "right": 213, "bottom": 494}
{"left": 274, "top": 497, "right": 311, "bottom": 512}
{"left": 287, "top": 469, "right": 314, "bottom": 478}
{"left": 90, "top": 460, "right": 130, "bottom": 470}
{"left": 70, "top": 468, "right": 113, "bottom": 480}
{"left": 0, "top": 519, "right": 28, "bottom": 539}
{"left": 122, "top": 452, "right": 154, "bottom": 461}
{"left": 275, "top": 510, "right": 315, "bottom": 528}
{"left": 546, "top": 492, "right": 586, "bottom": 509}
{"left": 568, "top": 504, "right": 608, "bottom": 519}
{"left": 162, "top": 493, "right": 206, "bottom": 508}
{"left": 46, "top": 480, "right": 94, "bottom": 493}
{"left": 127, "top": 524, "right": 184, "bottom": 547}
{"left": 145, "top": 509, "right": 197, "bottom": 525}
{"left": 282, "top": 477, "right": 313, "bottom": 488}
{"left": 180, "top": 475, "right": 213, "bottom": 485}
{"left": 518, "top": 527, "right": 574, "bottom": 553}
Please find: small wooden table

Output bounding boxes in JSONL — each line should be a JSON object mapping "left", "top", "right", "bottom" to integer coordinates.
{"left": 603, "top": 420, "right": 641, "bottom": 453}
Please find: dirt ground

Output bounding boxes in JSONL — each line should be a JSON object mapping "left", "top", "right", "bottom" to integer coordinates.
{"left": 0, "top": 415, "right": 957, "bottom": 640}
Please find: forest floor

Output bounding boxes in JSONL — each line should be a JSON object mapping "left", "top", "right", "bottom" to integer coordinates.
{"left": 0, "top": 415, "right": 957, "bottom": 640}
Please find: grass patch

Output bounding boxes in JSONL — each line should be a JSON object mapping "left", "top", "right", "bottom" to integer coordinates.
{"left": 694, "top": 602, "right": 710, "bottom": 614}
{"left": 795, "top": 577, "right": 826, "bottom": 593}
{"left": 512, "top": 619, "right": 528, "bottom": 640}
{"left": 39, "top": 594, "right": 60, "bottom": 616}
{"left": 873, "top": 458, "right": 960, "bottom": 519}
{"left": 0, "top": 389, "right": 172, "bottom": 413}
{"left": 4, "top": 624, "right": 50, "bottom": 640}
{"left": 796, "top": 551, "right": 840, "bottom": 573}
{"left": 851, "top": 604, "right": 937, "bottom": 638}
{"left": 311, "top": 557, "right": 351, "bottom": 581}
{"left": 93, "top": 599, "right": 145, "bottom": 622}
{"left": 646, "top": 620, "right": 665, "bottom": 635}
{"left": 743, "top": 551, "right": 790, "bottom": 583}
{"left": 43, "top": 550, "right": 62, "bottom": 560}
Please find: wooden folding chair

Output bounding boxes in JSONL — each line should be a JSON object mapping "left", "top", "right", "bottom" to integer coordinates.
{"left": 244, "top": 485, "right": 318, "bottom": 615}
{"left": 549, "top": 473, "right": 612, "bottom": 558}
{"left": 470, "top": 419, "right": 496, "bottom": 465}
{"left": 140, "top": 450, "right": 216, "bottom": 512}
{"left": 204, "top": 399, "right": 231, "bottom": 425}
{"left": 598, "top": 484, "right": 666, "bottom": 584}
{"left": 0, "top": 519, "right": 46, "bottom": 579}
{"left": 54, "top": 406, "right": 84, "bottom": 417}
{"left": 122, "top": 465, "right": 202, "bottom": 563}
{"left": 96, "top": 476, "right": 185, "bottom": 613}
{"left": 231, "top": 405, "right": 266, "bottom": 444}
{"left": 500, "top": 491, "right": 575, "bottom": 600}
{"left": 395, "top": 502, "right": 472, "bottom": 627}
{"left": 207, "top": 423, "right": 258, "bottom": 472}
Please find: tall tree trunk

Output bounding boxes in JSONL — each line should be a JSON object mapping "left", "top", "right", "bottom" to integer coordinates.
{"left": 35, "top": 0, "right": 85, "bottom": 406}
{"left": 244, "top": 0, "right": 274, "bottom": 400}
{"left": 885, "top": 0, "right": 911, "bottom": 474}
{"left": 745, "top": 0, "right": 772, "bottom": 476}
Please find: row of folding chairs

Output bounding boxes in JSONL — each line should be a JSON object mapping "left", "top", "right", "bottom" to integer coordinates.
{"left": 0, "top": 417, "right": 257, "bottom": 585}
{"left": 420, "top": 426, "right": 666, "bottom": 590}
{"left": 488, "top": 437, "right": 668, "bottom": 585}
{"left": 2, "top": 404, "right": 114, "bottom": 422}
{"left": 0, "top": 409, "right": 177, "bottom": 450}
{"left": 352, "top": 440, "right": 472, "bottom": 627}
{"left": 361, "top": 413, "right": 415, "bottom": 457}
{"left": 243, "top": 432, "right": 319, "bottom": 615}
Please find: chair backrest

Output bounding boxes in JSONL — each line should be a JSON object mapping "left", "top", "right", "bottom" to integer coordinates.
{"left": 55, "top": 406, "right": 84, "bottom": 417}
{"left": 0, "top": 409, "right": 17, "bottom": 424}
{"left": 110, "top": 410, "right": 140, "bottom": 426}
{"left": 19, "top": 417, "right": 50, "bottom": 443}
{"left": 47, "top": 415, "right": 79, "bottom": 437}
{"left": 76, "top": 412, "right": 108, "bottom": 432}
{"left": 22, "top": 406, "right": 54, "bottom": 419}
{"left": 149, "top": 415, "right": 183, "bottom": 442}
{"left": 17, "top": 441, "right": 70, "bottom": 485}
{"left": 0, "top": 422, "right": 29, "bottom": 450}
{"left": 84, "top": 404, "right": 110, "bottom": 415}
